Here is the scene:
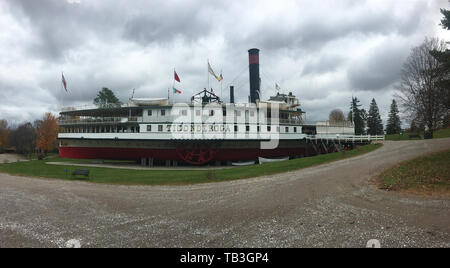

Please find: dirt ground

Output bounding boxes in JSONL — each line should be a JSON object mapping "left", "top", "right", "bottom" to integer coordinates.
{"left": 0, "top": 139, "right": 449, "bottom": 248}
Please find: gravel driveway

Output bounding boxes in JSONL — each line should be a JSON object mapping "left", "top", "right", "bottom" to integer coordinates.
{"left": 0, "top": 139, "right": 449, "bottom": 248}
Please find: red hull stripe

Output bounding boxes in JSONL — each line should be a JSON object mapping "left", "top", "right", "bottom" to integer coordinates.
{"left": 59, "top": 146, "right": 308, "bottom": 161}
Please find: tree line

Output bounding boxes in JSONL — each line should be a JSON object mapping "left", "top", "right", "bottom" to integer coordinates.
{"left": 329, "top": 97, "right": 401, "bottom": 136}
{"left": 0, "top": 88, "right": 120, "bottom": 157}
{"left": 0, "top": 113, "right": 58, "bottom": 157}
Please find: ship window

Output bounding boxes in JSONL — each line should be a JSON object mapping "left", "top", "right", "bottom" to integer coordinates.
{"left": 294, "top": 127, "right": 297, "bottom": 133}
{"left": 250, "top": 111, "right": 255, "bottom": 117}
{"left": 257, "top": 126, "right": 260, "bottom": 132}
{"left": 210, "top": 110, "right": 214, "bottom": 116}
{"left": 235, "top": 110, "right": 241, "bottom": 117}
{"left": 223, "top": 110, "right": 226, "bottom": 116}
{"left": 267, "top": 126, "right": 271, "bottom": 132}
{"left": 246, "top": 125, "right": 250, "bottom": 132}
{"left": 181, "top": 110, "right": 187, "bottom": 116}
{"left": 285, "top": 127, "right": 289, "bottom": 133}
{"left": 148, "top": 110, "right": 152, "bottom": 116}
{"left": 161, "top": 110, "right": 166, "bottom": 116}
{"left": 158, "top": 125, "right": 163, "bottom": 132}
{"left": 147, "top": 125, "right": 152, "bottom": 132}
{"left": 196, "top": 110, "right": 201, "bottom": 116}
{"left": 277, "top": 127, "right": 280, "bottom": 132}
{"left": 234, "top": 125, "right": 238, "bottom": 132}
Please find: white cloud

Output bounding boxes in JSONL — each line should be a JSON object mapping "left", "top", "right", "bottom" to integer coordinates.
{"left": 0, "top": 0, "right": 449, "bottom": 126}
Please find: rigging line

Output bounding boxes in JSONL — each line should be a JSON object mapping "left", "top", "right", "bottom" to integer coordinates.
{"left": 259, "top": 64, "right": 278, "bottom": 88}
{"left": 259, "top": 70, "right": 277, "bottom": 97}
{"left": 224, "top": 64, "right": 248, "bottom": 89}
{"left": 231, "top": 78, "right": 249, "bottom": 94}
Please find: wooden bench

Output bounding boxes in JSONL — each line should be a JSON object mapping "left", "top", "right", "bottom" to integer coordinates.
{"left": 72, "top": 169, "right": 90, "bottom": 178}
{"left": 91, "top": 159, "right": 104, "bottom": 164}
{"left": 408, "top": 134, "right": 421, "bottom": 139}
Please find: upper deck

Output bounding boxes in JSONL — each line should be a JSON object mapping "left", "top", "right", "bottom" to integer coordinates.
{"left": 58, "top": 98, "right": 306, "bottom": 127}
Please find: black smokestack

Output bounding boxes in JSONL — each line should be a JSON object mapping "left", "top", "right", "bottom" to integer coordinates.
{"left": 248, "top": 48, "right": 260, "bottom": 103}
{"left": 230, "top": 86, "right": 235, "bottom": 103}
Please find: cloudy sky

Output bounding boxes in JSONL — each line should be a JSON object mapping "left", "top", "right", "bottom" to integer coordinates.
{"left": 0, "top": 0, "right": 449, "bottom": 126}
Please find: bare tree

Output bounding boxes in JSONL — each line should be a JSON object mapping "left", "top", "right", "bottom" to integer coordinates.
{"left": 8, "top": 122, "right": 36, "bottom": 155}
{"left": 329, "top": 109, "right": 345, "bottom": 124}
{"left": 396, "top": 37, "right": 448, "bottom": 139}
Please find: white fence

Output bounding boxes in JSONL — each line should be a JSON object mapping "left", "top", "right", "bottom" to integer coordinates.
{"left": 307, "top": 134, "right": 385, "bottom": 142}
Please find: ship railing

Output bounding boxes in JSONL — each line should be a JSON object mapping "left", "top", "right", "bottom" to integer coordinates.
{"left": 60, "top": 103, "right": 137, "bottom": 112}
{"left": 306, "top": 134, "right": 385, "bottom": 142}
{"left": 279, "top": 118, "right": 303, "bottom": 125}
{"left": 58, "top": 116, "right": 143, "bottom": 125}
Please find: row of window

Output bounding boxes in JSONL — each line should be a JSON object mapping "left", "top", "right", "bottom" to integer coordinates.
{"left": 148, "top": 109, "right": 263, "bottom": 117}
{"left": 62, "top": 126, "right": 140, "bottom": 134}
{"left": 61, "top": 125, "right": 300, "bottom": 134}
{"left": 145, "top": 125, "right": 299, "bottom": 133}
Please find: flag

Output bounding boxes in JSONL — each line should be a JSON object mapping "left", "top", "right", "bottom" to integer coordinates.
{"left": 173, "top": 87, "right": 182, "bottom": 94}
{"left": 218, "top": 73, "right": 223, "bottom": 82}
{"left": 62, "top": 73, "right": 68, "bottom": 92}
{"left": 174, "top": 70, "right": 181, "bottom": 82}
{"left": 208, "top": 61, "right": 219, "bottom": 81}
{"left": 275, "top": 83, "right": 280, "bottom": 91}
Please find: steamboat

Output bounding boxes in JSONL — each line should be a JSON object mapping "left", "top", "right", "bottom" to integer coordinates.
{"left": 58, "top": 49, "right": 381, "bottom": 166}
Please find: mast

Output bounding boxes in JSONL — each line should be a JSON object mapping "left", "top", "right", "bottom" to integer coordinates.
{"left": 207, "top": 59, "right": 210, "bottom": 93}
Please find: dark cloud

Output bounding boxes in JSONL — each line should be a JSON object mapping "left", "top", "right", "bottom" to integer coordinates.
{"left": 347, "top": 40, "right": 410, "bottom": 91}
{"left": 122, "top": 4, "right": 214, "bottom": 45}
{"left": 302, "top": 54, "right": 346, "bottom": 76}
{"left": 0, "top": 0, "right": 448, "bottom": 125}
{"left": 8, "top": 0, "right": 124, "bottom": 61}
{"left": 233, "top": 0, "right": 427, "bottom": 53}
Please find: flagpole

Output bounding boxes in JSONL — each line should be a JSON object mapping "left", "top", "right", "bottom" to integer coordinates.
{"left": 172, "top": 68, "right": 176, "bottom": 104}
{"left": 207, "top": 59, "right": 210, "bottom": 92}
{"left": 220, "top": 69, "right": 223, "bottom": 101}
{"left": 60, "top": 71, "right": 64, "bottom": 110}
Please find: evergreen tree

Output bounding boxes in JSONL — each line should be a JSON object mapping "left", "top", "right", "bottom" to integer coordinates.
{"left": 349, "top": 97, "right": 366, "bottom": 135}
{"left": 361, "top": 108, "right": 368, "bottom": 134}
{"left": 94, "top": 87, "right": 121, "bottom": 108}
{"left": 386, "top": 99, "right": 402, "bottom": 135}
{"left": 440, "top": 8, "right": 450, "bottom": 29}
{"left": 367, "top": 98, "right": 383, "bottom": 135}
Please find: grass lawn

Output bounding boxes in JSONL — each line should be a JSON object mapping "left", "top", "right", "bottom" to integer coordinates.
{"left": 385, "top": 128, "right": 450, "bottom": 141}
{"left": 0, "top": 143, "right": 381, "bottom": 186}
{"left": 375, "top": 149, "right": 450, "bottom": 196}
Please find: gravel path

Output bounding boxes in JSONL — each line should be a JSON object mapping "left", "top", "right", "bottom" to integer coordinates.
{"left": 0, "top": 139, "right": 449, "bottom": 248}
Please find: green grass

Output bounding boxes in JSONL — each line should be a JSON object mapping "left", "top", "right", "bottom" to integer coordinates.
{"left": 376, "top": 149, "right": 450, "bottom": 195}
{"left": 385, "top": 128, "right": 450, "bottom": 141}
{"left": 0, "top": 144, "right": 381, "bottom": 186}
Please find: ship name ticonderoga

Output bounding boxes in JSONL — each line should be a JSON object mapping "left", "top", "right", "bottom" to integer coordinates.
{"left": 167, "top": 124, "right": 232, "bottom": 133}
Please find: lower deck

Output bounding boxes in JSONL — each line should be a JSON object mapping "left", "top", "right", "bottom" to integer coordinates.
{"left": 58, "top": 136, "right": 377, "bottom": 165}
